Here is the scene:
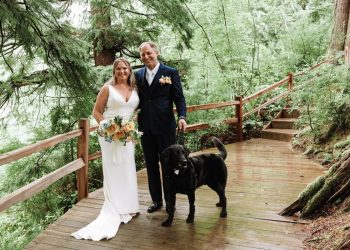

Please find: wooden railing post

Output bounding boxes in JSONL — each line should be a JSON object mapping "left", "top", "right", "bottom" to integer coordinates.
{"left": 77, "top": 118, "right": 89, "bottom": 201}
{"left": 288, "top": 72, "right": 293, "bottom": 90}
{"left": 287, "top": 73, "right": 293, "bottom": 106}
{"left": 235, "top": 96, "right": 243, "bottom": 142}
{"left": 345, "top": 46, "right": 350, "bottom": 65}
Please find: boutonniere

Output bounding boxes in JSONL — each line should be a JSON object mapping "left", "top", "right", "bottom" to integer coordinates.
{"left": 159, "top": 75, "right": 172, "bottom": 85}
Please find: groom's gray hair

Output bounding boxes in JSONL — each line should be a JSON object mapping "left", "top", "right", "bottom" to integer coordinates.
{"left": 139, "top": 41, "right": 159, "bottom": 53}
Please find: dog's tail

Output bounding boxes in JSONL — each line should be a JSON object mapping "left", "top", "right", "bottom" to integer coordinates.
{"left": 212, "top": 137, "right": 227, "bottom": 160}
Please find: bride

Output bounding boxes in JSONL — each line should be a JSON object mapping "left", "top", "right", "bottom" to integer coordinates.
{"left": 71, "top": 57, "right": 140, "bottom": 241}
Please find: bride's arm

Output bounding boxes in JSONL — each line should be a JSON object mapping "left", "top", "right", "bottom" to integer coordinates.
{"left": 93, "top": 84, "right": 109, "bottom": 124}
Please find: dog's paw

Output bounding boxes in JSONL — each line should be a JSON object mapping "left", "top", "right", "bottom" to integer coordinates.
{"left": 186, "top": 217, "right": 194, "bottom": 223}
{"left": 162, "top": 219, "right": 172, "bottom": 227}
{"left": 216, "top": 202, "right": 223, "bottom": 207}
{"left": 220, "top": 210, "right": 227, "bottom": 218}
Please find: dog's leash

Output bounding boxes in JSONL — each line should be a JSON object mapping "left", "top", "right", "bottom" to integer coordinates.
{"left": 176, "top": 130, "right": 185, "bottom": 146}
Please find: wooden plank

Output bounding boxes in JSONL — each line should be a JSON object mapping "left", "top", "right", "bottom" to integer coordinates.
{"left": 62, "top": 210, "right": 297, "bottom": 240}
{"left": 186, "top": 118, "right": 238, "bottom": 131}
{"left": 173, "top": 101, "right": 240, "bottom": 113}
{"left": 235, "top": 96, "right": 243, "bottom": 141}
{"left": 0, "top": 158, "right": 85, "bottom": 212}
{"left": 0, "top": 129, "right": 82, "bottom": 166}
{"left": 77, "top": 119, "right": 89, "bottom": 200}
{"left": 50, "top": 211, "right": 305, "bottom": 250}
{"left": 48, "top": 213, "right": 301, "bottom": 250}
{"left": 35, "top": 227, "right": 258, "bottom": 250}
{"left": 29, "top": 234, "right": 115, "bottom": 250}
{"left": 67, "top": 202, "right": 305, "bottom": 226}
{"left": 294, "top": 59, "right": 330, "bottom": 77}
{"left": 26, "top": 241, "right": 74, "bottom": 250}
{"left": 288, "top": 73, "right": 293, "bottom": 90}
{"left": 89, "top": 124, "right": 98, "bottom": 133}
{"left": 25, "top": 139, "right": 324, "bottom": 249}
{"left": 88, "top": 151, "right": 102, "bottom": 161}
{"left": 242, "top": 77, "right": 289, "bottom": 104}
{"left": 243, "top": 91, "right": 290, "bottom": 118}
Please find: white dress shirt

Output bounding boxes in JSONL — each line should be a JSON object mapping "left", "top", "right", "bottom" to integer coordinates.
{"left": 146, "top": 63, "right": 160, "bottom": 85}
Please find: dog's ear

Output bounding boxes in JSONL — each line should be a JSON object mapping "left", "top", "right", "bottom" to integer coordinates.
{"left": 183, "top": 146, "right": 190, "bottom": 158}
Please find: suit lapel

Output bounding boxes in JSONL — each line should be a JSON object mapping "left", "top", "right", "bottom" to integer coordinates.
{"left": 149, "top": 63, "right": 165, "bottom": 93}
{"left": 138, "top": 67, "right": 151, "bottom": 96}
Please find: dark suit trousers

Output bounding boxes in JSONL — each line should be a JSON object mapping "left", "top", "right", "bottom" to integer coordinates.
{"left": 141, "top": 133, "right": 175, "bottom": 203}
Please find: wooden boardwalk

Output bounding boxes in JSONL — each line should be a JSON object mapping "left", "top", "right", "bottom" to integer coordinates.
{"left": 25, "top": 138, "right": 324, "bottom": 250}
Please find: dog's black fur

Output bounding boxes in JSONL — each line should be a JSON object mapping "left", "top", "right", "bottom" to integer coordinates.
{"left": 160, "top": 137, "right": 228, "bottom": 227}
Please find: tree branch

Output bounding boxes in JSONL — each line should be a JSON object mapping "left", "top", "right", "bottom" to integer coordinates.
{"left": 184, "top": 3, "right": 224, "bottom": 71}
{"left": 110, "top": 4, "right": 155, "bottom": 18}
{"left": 0, "top": 20, "right": 14, "bottom": 72}
{"left": 220, "top": 0, "right": 233, "bottom": 53}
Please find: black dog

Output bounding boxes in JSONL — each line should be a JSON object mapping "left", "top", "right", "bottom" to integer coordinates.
{"left": 160, "top": 137, "right": 228, "bottom": 227}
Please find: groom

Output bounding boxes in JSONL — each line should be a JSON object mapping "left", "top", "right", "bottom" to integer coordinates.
{"left": 135, "top": 41, "right": 187, "bottom": 213}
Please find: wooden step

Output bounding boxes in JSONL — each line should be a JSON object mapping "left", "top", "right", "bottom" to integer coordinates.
{"left": 261, "top": 128, "right": 297, "bottom": 142}
{"left": 271, "top": 118, "right": 297, "bottom": 129}
{"left": 282, "top": 109, "right": 300, "bottom": 119}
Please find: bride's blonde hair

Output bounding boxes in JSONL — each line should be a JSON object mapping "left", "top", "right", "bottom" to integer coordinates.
{"left": 108, "top": 58, "right": 136, "bottom": 90}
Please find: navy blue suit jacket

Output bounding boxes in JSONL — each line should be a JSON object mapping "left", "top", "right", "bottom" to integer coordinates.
{"left": 135, "top": 63, "right": 186, "bottom": 135}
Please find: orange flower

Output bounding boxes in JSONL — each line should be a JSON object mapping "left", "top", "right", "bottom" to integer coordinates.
{"left": 98, "top": 113, "right": 142, "bottom": 145}
{"left": 106, "top": 123, "right": 118, "bottom": 136}
{"left": 112, "top": 130, "right": 125, "bottom": 140}
{"left": 124, "top": 122, "right": 135, "bottom": 132}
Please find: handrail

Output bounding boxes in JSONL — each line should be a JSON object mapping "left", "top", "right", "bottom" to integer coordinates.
{"left": 294, "top": 59, "right": 330, "bottom": 77}
{"left": 242, "top": 59, "right": 330, "bottom": 118}
{"left": 243, "top": 77, "right": 290, "bottom": 104}
{"left": 0, "top": 119, "right": 90, "bottom": 212}
{"left": 186, "top": 117, "right": 238, "bottom": 131}
{"left": 89, "top": 124, "right": 98, "bottom": 132}
{"left": 0, "top": 100, "right": 242, "bottom": 212}
{"left": 0, "top": 129, "right": 82, "bottom": 166}
{"left": 180, "top": 101, "right": 240, "bottom": 112}
{"left": 243, "top": 91, "right": 290, "bottom": 118}
{"left": 0, "top": 158, "right": 85, "bottom": 212}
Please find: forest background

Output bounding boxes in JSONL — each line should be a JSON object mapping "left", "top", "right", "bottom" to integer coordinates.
{"left": 1, "top": 0, "right": 346, "bottom": 249}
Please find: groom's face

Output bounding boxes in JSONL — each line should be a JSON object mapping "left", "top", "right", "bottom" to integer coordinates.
{"left": 140, "top": 44, "right": 159, "bottom": 70}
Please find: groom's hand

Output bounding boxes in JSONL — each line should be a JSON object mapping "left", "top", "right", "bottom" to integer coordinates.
{"left": 178, "top": 118, "right": 187, "bottom": 132}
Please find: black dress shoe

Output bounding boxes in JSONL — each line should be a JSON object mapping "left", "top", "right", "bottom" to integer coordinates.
{"left": 147, "top": 202, "right": 163, "bottom": 213}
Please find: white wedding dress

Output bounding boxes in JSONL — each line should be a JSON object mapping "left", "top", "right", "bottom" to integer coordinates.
{"left": 71, "top": 85, "right": 140, "bottom": 241}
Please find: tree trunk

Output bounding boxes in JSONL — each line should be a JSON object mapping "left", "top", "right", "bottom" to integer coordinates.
{"left": 346, "top": 6, "right": 350, "bottom": 48}
{"left": 345, "top": 6, "right": 350, "bottom": 64}
{"left": 91, "top": 1, "right": 115, "bottom": 66}
{"left": 329, "top": 0, "right": 350, "bottom": 52}
{"left": 279, "top": 156, "right": 350, "bottom": 218}
{"left": 93, "top": 40, "right": 115, "bottom": 66}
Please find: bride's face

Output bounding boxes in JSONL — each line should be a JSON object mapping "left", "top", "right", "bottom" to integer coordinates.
{"left": 115, "top": 61, "right": 130, "bottom": 83}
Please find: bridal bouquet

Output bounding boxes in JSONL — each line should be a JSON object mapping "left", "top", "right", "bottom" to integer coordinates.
{"left": 97, "top": 112, "right": 143, "bottom": 145}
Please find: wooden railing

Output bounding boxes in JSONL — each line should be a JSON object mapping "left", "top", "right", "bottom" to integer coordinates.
{"left": 242, "top": 60, "right": 330, "bottom": 118}
{"left": 0, "top": 119, "right": 90, "bottom": 212}
{"left": 0, "top": 101, "right": 242, "bottom": 212}
{"left": 0, "top": 59, "right": 330, "bottom": 213}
